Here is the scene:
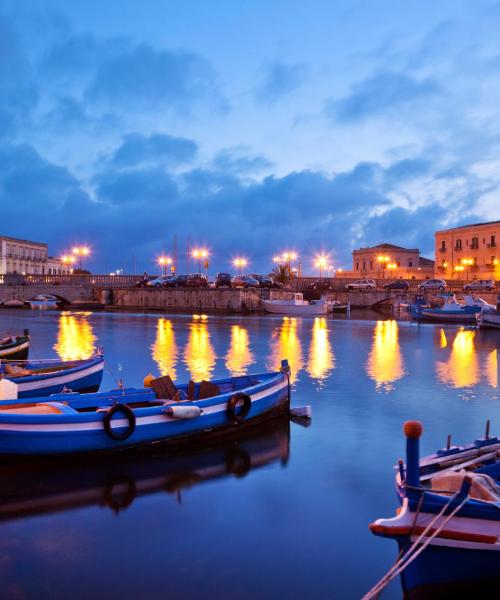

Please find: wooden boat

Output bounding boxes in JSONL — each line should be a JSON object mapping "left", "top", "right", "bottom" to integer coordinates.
{"left": 367, "top": 421, "right": 500, "bottom": 598}
{"left": 477, "top": 302, "right": 500, "bottom": 329}
{"left": 0, "top": 330, "right": 30, "bottom": 361}
{"left": 0, "top": 361, "right": 291, "bottom": 455}
{"left": 0, "top": 416, "right": 290, "bottom": 519}
{"left": 0, "top": 351, "right": 104, "bottom": 399}
{"left": 262, "top": 293, "right": 328, "bottom": 316}
{"left": 409, "top": 294, "right": 489, "bottom": 324}
{"left": 328, "top": 300, "right": 349, "bottom": 313}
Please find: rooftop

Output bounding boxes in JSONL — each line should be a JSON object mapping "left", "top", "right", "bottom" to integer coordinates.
{"left": 354, "top": 242, "right": 419, "bottom": 253}
{"left": 436, "top": 220, "right": 500, "bottom": 233}
{"left": 0, "top": 235, "right": 47, "bottom": 247}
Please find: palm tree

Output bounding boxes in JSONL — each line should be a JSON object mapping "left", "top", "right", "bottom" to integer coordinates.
{"left": 271, "top": 264, "right": 290, "bottom": 284}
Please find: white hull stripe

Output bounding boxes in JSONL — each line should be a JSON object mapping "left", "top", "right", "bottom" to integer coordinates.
{"left": 0, "top": 379, "right": 288, "bottom": 433}
{"left": 0, "top": 342, "right": 29, "bottom": 357}
{"left": 16, "top": 362, "right": 103, "bottom": 392}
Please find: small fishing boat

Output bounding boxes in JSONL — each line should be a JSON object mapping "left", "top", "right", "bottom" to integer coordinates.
{"left": 328, "top": 300, "right": 349, "bottom": 313}
{"left": 0, "top": 330, "right": 30, "bottom": 360}
{"left": 366, "top": 421, "right": 500, "bottom": 599}
{"left": 0, "top": 351, "right": 104, "bottom": 399}
{"left": 477, "top": 296, "right": 500, "bottom": 329}
{"left": 26, "top": 294, "right": 60, "bottom": 310}
{"left": 0, "top": 416, "right": 290, "bottom": 518}
{"left": 0, "top": 361, "right": 291, "bottom": 455}
{"left": 262, "top": 293, "right": 328, "bottom": 316}
{"left": 409, "top": 293, "right": 489, "bottom": 324}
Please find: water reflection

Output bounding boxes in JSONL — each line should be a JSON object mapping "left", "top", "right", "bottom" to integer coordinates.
{"left": 366, "top": 320, "right": 405, "bottom": 391}
{"left": 307, "top": 317, "right": 334, "bottom": 384}
{"left": 225, "top": 325, "right": 253, "bottom": 376}
{"left": 151, "top": 318, "right": 178, "bottom": 380}
{"left": 0, "top": 418, "right": 289, "bottom": 520}
{"left": 184, "top": 316, "right": 216, "bottom": 381}
{"left": 268, "top": 317, "right": 304, "bottom": 383}
{"left": 54, "top": 312, "right": 96, "bottom": 360}
{"left": 439, "top": 328, "right": 448, "bottom": 348}
{"left": 486, "top": 349, "right": 498, "bottom": 388}
{"left": 436, "top": 329, "right": 479, "bottom": 388}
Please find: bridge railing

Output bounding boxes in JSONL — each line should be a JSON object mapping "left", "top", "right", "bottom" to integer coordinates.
{"left": 0, "top": 274, "right": 143, "bottom": 287}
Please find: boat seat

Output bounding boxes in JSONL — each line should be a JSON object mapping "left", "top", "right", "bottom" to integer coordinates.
{"left": 0, "top": 401, "right": 71, "bottom": 415}
{"left": 150, "top": 375, "right": 187, "bottom": 401}
{"left": 198, "top": 380, "right": 220, "bottom": 399}
{"left": 431, "top": 470, "right": 500, "bottom": 502}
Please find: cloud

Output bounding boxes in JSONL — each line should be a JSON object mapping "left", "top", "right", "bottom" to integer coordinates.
{"left": 94, "top": 167, "right": 178, "bottom": 205}
{"left": 256, "top": 61, "right": 307, "bottom": 103}
{"left": 326, "top": 71, "right": 440, "bottom": 123}
{"left": 110, "top": 133, "right": 198, "bottom": 168}
{"left": 213, "top": 147, "right": 273, "bottom": 174}
{"left": 85, "top": 43, "right": 223, "bottom": 112}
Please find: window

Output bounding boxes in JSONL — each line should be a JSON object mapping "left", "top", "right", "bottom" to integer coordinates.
{"left": 356, "top": 261, "right": 359, "bottom": 271}
{"left": 362, "top": 261, "right": 366, "bottom": 270}
{"left": 471, "top": 237, "right": 478, "bottom": 249}
{"left": 408, "top": 260, "right": 413, "bottom": 267}
{"left": 370, "top": 260, "right": 373, "bottom": 269}
{"left": 455, "top": 239, "right": 462, "bottom": 250}
{"left": 440, "top": 240, "right": 446, "bottom": 250}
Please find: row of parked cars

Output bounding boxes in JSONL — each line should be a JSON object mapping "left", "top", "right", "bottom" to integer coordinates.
{"left": 138, "top": 273, "right": 282, "bottom": 289}
{"left": 343, "top": 278, "right": 497, "bottom": 291}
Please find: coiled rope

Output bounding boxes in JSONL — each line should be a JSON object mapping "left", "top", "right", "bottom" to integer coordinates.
{"left": 362, "top": 492, "right": 469, "bottom": 600}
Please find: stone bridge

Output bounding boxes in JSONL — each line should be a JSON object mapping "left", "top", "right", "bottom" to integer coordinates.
{"left": 0, "top": 284, "right": 97, "bottom": 305}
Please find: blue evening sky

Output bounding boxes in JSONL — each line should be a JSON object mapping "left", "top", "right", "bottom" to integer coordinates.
{"left": 1, "top": 0, "right": 499, "bottom": 273}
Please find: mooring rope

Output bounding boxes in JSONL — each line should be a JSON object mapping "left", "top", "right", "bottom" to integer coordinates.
{"left": 362, "top": 492, "right": 468, "bottom": 600}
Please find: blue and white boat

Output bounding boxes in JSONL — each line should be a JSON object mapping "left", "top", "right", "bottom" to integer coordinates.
{"left": 0, "top": 330, "right": 30, "bottom": 361}
{"left": 409, "top": 293, "right": 489, "bottom": 324}
{"left": 0, "top": 361, "right": 291, "bottom": 455}
{"left": 1, "top": 352, "right": 104, "bottom": 399}
{"left": 367, "top": 421, "right": 500, "bottom": 598}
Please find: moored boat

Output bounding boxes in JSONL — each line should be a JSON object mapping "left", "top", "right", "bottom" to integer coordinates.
{"left": 262, "top": 293, "right": 328, "bottom": 316}
{"left": 409, "top": 293, "right": 489, "bottom": 324}
{"left": 366, "top": 421, "right": 500, "bottom": 599}
{"left": 0, "top": 350, "right": 104, "bottom": 398}
{"left": 477, "top": 295, "right": 500, "bottom": 329}
{"left": 0, "top": 361, "right": 291, "bottom": 455}
{"left": 26, "top": 294, "right": 60, "bottom": 310}
{"left": 0, "top": 330, "right": 30, "bottom": 360}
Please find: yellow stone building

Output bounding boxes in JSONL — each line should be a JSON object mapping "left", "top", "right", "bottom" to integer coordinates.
{"left": 435, "top": 221, "right": 499, "bottom": 280}
{"left": 348, "top": 243, "right": 435, "bottom": 279}
{"left": 0, "top": 235, "right": 71, "bottom": 275}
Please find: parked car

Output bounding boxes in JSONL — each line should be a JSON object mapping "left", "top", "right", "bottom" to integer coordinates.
{"left": 418, "top": 279, "right": 447, "bottom": 291}
{"left": 252, "top": 274, "right": 277, "bottom": 288}
{"left": 232, "top": 275, "right": 259, "bottom": 288}
{"left": 146, "top": 275, "right": 174, "bottom": 288}
{"left": 305, "top": 279, "right": 334, "bottom": 293}
{"left": 135, "top": 276, "right": 155, "bottom": 287}
{"left": 215, "top": 272, "right": 232, "bottom": 288}
{"left": 383, "top": 279, "right": 409, "bottom": 291}
{"left": 463, "top": 279, "right": 496, "bottom": 291}
{"left": 186, "top": 273, "right": 208, "bottom": 287}
{"left": 346, "top": 279, "right": 376, "bottom": 291}
{"left": 167, "top": 275, "right": 189, "bottom": 287}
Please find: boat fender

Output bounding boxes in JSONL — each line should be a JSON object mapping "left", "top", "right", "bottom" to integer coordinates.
{"left": 165, "top": 405, "right": 202, "bottom": 419}
{"left": 103, "top": 404, "right": 136, "bottom": 441}
{"left": 143, "top": 373, "right": 156, "bottom": 388}
{"left": 226, "top": 392, "right": 252, "bottom": 423}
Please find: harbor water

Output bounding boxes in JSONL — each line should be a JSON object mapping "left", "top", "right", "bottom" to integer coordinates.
{"left": 0, "top": 309, "right": 498, "bottom": 599}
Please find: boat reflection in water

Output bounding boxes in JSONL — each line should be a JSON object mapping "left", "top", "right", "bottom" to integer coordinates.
{"left": 366, "top": 320, "right": 405, "bottom": 392}
{"left": 151, "top": 318, "right": 178, "bottom": 380}
{"left": 268, "top": 317, "right": 303, "bottom": 383}
{"left": 0, "top": 418, "right": 290, "bottom": 521}
{"left": 54, "top": 312, "right": 97, "bottom": 361}
{"left": 225, "top": 324, "right": 253, "bottom": 376}
{"left": 307, "top": 317, "right": 334, "bottom": 386}
{"left": 183, "top": 315, "right": 216, "bottom": 381}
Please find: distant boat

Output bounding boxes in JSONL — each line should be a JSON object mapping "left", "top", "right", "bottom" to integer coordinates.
{"left": 409, "top": 293, "right": 491, "bottom": 324}
{"left": 27, "top": 294, "right": 60, "bottom": 310}
{"left": 328, "top": 300, "right": 349, "bottom": 313}
{"left": 0, "top": 351, "right": 104, "bottom": 399}
{"left": 369, "top": 420, "right": 500, "bottom": 597}
{"left": 0, "top": 330, "right": 30, "bottom": 361}
{"left": 262, "top": 293, "right": 328, "bottom": 316}
{"left": 0, "top": 361, "right": 290, "bottom": 455}
{"left": 477, "top": 303, "right": 500, "bottom": 329}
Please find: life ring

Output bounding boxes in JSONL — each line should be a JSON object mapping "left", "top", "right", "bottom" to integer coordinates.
{"left": 226, "top": 392, "right": 251, "bottom": 423}
{"left": 104, "top": 475, "right": 137, "bottom": 512}
{"left": 103, "top": 404, "right": 136, "bottom": 441}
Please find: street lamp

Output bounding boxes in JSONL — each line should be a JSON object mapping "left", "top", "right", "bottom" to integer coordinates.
{"left": 72, "top": 246, "right": 91, "bottom": 270}
{"left": 314, "top": 254, "right": 329, "bottom": 278}
{"left": 157, "top": 255, "right": 173, "bottom": 276}
{"left": 377, "top": 255, "right": 390, "bottom": 278}
{"left": 462, "top": 258, "right": 473, "bottom": 281}
{"left": 233, "top": 257, "right": 248, "bottom": 275}
{"left": 191, "top": 248, "right": 209, "bottom": 274}
{"left": 61, "top": 254, "right": 76, "bottom": 274}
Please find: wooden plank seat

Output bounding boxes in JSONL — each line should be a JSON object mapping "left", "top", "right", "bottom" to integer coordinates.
{"left": 198, "top": 380, "right": 220, "bottom": 399}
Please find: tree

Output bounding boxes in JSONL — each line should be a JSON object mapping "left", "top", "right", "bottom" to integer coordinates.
{"left": 271, "top": 264, "right": 290, "bottom": 284}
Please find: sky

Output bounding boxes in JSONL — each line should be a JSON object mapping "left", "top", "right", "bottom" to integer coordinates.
{"left": 1, "top": 0, "right": 500, "bottom": 274}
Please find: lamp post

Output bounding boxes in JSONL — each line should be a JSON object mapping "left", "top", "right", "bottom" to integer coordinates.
{"left": 233, "top": 257, "right": 247, "bottom": 275}
{"left": 462, "top": 258, "right": 473, "bottom": 281}
{"left": 191, "top": 248, "right": 209, "bottom": 274}
{"left": 314, "top": 254, "right": 329, "bottom": 278}
{"left": 377, "top": 255, "right": 390, "bottom": 278}
{"left": 61, "top": 254, "right": 76, "bottom": 274}
{"left": 72, "top": 246, "right": 90, "bottom": 271}
{"left": 157, "top": 255, "right": 173, "bottom": 276}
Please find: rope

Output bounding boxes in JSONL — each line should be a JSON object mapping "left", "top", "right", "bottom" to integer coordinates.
{"left": 362, "top": 492, "right": 468, "bottom": 600}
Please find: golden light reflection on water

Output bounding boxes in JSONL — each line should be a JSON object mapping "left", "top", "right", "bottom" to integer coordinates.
{"left": 225, "top": 325, "right": 253, "bottom": 376}
{"left": 307, "top": 317, "right": 334, "bottom": 383}
{"left": 366, "top": 320, "right": 405, "bottom": 391}
{"left": 54, "top": 312, "right": 96, "bottom": 360}
{"left": 184, "top": 317, "right": 216, "bottom": 381}
{"left": 486, "top": 349, "right": 498, "bottom": 388}
{"left": 268, "top": 317, "right": 303, "bottom": 383}
{"left": 151, "top": 318, "right": 178, "bottom": 380}
{"left": 436, "top": 329, "right": 478, "bottom": 388}
{"left": 440, "top": 329, "right": 448, "bottom": 348}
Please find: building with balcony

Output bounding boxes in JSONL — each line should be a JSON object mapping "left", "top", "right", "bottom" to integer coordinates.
{"left": 349, "top": 243, "right": 435, "bottom": 279}
{"left": 435, "top": 221, "right": 499, "bottom": 280}
{"left": 0, "top": 235, "right": 71, "bottom": 275}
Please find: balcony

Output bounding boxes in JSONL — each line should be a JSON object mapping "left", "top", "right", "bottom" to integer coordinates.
{"left": 454, "top": 245, "right": 462, "bottom": 251}
{"left": 470, "top": 245, "right": 479, "bottom": 251}
{"left": 487, "top": 242, "right": 497, "bottom": 248}
{"left": 438, "top": 247, "right": 447, "bottom": 253}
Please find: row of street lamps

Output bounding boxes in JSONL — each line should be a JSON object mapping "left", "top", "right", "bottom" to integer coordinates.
{"left": 61, "top": 246, "right": 91, "bottom": 271}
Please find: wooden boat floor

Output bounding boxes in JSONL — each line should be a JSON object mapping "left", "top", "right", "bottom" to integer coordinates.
{"left": 0, "top": 403, "right": 63, "bottom": 415}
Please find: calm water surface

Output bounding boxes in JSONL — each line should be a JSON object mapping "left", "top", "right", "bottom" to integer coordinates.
{"left": 0, "top": 309, "right": 499, "bottom": 599}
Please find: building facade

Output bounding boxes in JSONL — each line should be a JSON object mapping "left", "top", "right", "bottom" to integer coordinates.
{"left": 0, "top": 236, "right": 71, "bottom": 275}
{"left": 435, "top": 221, "right": 499, "bottom": 280}
{"left": 349, "top": 243, "right": 435, "bottom": 279}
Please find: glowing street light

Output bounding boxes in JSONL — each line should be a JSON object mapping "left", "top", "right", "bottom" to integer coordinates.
{"left": 157, "top": 255, "right": 173, "bottom": 275}
{"left": 191, "top": 247, "right": 209, "bottom": 274}
{"left": 233, "top": 257, "right": 248, "bottom": 275}
{"left": 61, "top": 254, "right": 76, "bottom": 274}
{"left": 71, "top": 246, "right": 91, "bottom": 270}
{"left": 314, "top": 254, "right": 329, "bottom": 278}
